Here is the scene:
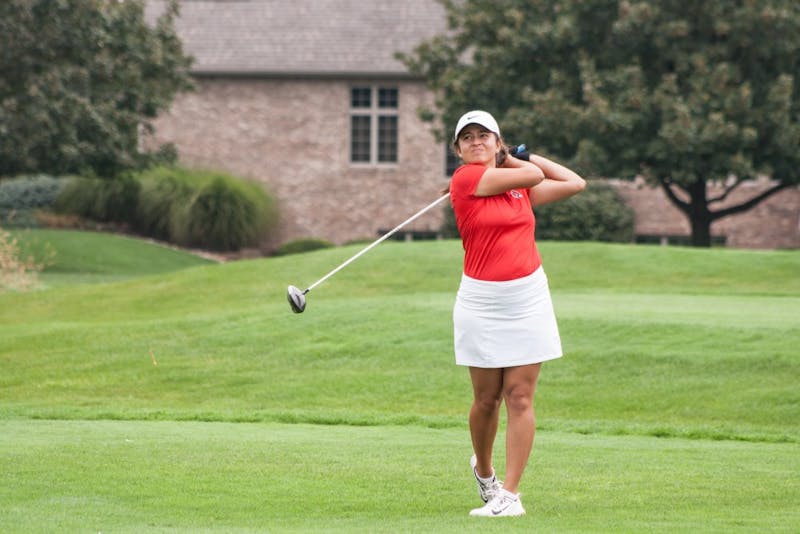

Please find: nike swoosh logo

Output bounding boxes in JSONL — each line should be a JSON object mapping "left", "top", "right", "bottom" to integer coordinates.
{"left": 491, "top": 499, "right": 515, "bottom": 515}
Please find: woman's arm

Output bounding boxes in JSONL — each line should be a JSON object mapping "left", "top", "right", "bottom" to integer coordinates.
{"left": 528, "top": 154, "right": 586, "bottom": 206}
{"left": 474, "top": 156, "right": 545, "bottom": 197}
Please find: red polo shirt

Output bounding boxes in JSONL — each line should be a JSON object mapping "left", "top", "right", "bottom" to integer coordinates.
{"left": 450, "top": 163, "right": 542, "bottom": 281}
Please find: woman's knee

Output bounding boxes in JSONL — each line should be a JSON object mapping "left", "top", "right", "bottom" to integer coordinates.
{"left": 503, "top": 386, "right": 533, "bottom": 414}
{"left": 473, "top": 392, "right": 502, "bottom": 413}
{"left": 503, "top": 365, "right": 539, "bottom": 414}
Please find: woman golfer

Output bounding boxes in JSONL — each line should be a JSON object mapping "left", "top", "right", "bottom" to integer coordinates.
{"left": 449, "top": 110, "right": 585, "bottom": 517}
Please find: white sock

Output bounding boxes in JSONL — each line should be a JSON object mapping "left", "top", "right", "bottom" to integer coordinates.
{"left": 476, "top": 469, "right": 495, "bottom": 484}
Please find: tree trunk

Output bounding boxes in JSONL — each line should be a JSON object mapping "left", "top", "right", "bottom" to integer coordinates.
{"left": 688, "top": 179, "right": 712, "bottom": 247}
{"left": 660, "top": 177, "right": 790, "bottom": 248}
{"left": 689, "top": 211, "right": 713, "bottom": 247}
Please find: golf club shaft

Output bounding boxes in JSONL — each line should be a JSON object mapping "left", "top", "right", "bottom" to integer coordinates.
{"left": 305, "top": 193, "right": 450, "bottom": 293}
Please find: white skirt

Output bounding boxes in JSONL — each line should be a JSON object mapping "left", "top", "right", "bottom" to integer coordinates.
{"left": 453, "top": 268, "right": 562, "bottom": 368}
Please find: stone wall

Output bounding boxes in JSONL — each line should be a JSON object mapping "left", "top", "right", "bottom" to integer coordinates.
{"left": 146, "top": 78, "right": 448, "bottom": 250}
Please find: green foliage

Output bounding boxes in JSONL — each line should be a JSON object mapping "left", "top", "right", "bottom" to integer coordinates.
{"left": 54, "top": 175, "right": 141, "bottom": 224}
{"left": 272, "top": 237, "right": 335, "bottom": 256}
{"left": 143, "top": 167, "right": 278, "bottom": 252}
{"left": 135, "top": 167, "right": 197, "bottom": 241}
{"left": 535, "top": 181, "right": 635, "bottom": 242}
{"left": 0, "top": 175, "right": 66, "bottom": 226}
{"left": 401, "top": 0, "right": 800, "bottom": 246}
{"left": 171, "top": 176, "right": 276, "bottom": 251}
{"left": 55, "top": 167, "right": 278, "bottom": 252}
{"left": 0, "top": 0, "right": 192, "bottom": 178}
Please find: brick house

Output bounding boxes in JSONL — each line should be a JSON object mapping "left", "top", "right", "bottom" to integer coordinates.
{"left": 145, "top": 0, "right": 799, "bottom": 250}
{"left": 144, "top": 0, "right": 452, "bottom": 250}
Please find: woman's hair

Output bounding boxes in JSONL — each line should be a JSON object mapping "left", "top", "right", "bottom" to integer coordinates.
{"left": 495, "top": 139, "right": 509, "bottom": 167}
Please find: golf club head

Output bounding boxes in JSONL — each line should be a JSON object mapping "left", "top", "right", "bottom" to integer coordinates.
{"left": 287, "top": 285, "right": 307, "bottom": 313}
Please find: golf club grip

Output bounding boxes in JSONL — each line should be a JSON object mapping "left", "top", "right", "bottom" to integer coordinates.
{"left": 510, "top": 144, "right": 530, "bottom": 161}
{"left": 306, "top": 193, "right": 450, "bottom": 293}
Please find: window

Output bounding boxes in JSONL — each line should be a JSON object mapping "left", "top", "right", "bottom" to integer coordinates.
{"left": 378, "top": 116, "right": 397, "bottom": 162}
{"left": 378, "top": 87, "right": 398, "bottom": 108}
{"left": 350, "top": 86, "right": 398, "bottom": 164}
{"left": 351, "top": 87, "right": 371, "bottom": 108}
{"left": 351, "top": 116, "right": 371, "bottom": 162}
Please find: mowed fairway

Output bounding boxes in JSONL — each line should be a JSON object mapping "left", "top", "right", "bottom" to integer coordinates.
{"left": 1, "top": 231, "right": 798, "bottom": 532}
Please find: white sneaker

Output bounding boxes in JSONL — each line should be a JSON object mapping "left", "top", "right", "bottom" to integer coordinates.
{"left": 469, "top": 488, "right": 526, "bottom": 517}
{"left": 470, "top": 454, "right": 502, "bottom": 503}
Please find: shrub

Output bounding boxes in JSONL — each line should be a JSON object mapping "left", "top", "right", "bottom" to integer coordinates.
{"left": 169, "top": 172, "right": 278, "bottom": 251}
{"left": 272, "top": 238, "right": 334, "bottom": 256}
{"left": 136, "top": 168, "right": 195, "bottom": 241}
{"left": 0, "top": 175, "right": 67, "bottom": 227}
{"left": 53, "top": 166, "right": 279, "bottom": 252}
{"left": 439, "top": 180, "right": 635, "bottom": 243}
{"left": 535, "top": 180, "right": 635, "bottom": 242}
{"left": 54, "top": 174, "right": 140, "bottom": 225}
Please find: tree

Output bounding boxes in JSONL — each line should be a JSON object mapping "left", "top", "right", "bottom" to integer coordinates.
{"left": 0, "top": 0, "right": 193, "bottom": 178}
{"left": 401, "top": 0, "right": 800, "bottom": 246}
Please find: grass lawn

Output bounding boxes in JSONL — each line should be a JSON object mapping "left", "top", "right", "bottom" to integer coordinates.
{"left": 1, "top": 232, "right": 798, "bottom": 531}
{"left": 1, "top": 420, "right": 797, "bottom": 533}
{"left": 11, "top": 228, "right": 214, "bottom": 286}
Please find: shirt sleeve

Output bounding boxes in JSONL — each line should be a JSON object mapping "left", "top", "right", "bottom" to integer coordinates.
{"left": 450, "top": 164, "right": 486, "bottom": 200}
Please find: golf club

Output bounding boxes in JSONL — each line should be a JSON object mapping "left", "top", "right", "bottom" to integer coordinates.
{"left": 287, "top": 193, "right": 450, "bottom": 313}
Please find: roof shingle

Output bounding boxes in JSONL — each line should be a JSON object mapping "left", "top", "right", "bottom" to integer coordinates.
{"left": 146, "top": 0, "right": 448, "bottom": 76}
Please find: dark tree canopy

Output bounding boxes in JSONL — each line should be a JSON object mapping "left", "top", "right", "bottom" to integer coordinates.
{"left": 0, "top": 0, "right": 193, "bottom": 178}
{"left": 402, "top": 0, "right": 800, "bottom": 246}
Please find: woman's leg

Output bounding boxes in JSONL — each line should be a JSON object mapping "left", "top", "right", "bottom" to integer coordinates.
{"left": 501, "top": 363, "right": 542, "bottom": 493}
{"left": 468, "top": 366, "right": 503, "bottom": 477}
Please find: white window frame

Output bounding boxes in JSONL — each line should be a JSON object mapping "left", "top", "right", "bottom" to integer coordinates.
{"left": 349, "top": 85, "right": 398, "bottom": 165}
